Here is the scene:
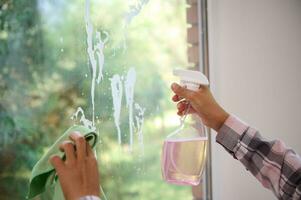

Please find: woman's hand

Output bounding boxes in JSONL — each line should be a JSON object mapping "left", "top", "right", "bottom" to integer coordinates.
{"left": 50, "top": 132, "right": 100, "bottom": 200}
{"left": 171, "top": 83, "right": 229, "bottom": 131}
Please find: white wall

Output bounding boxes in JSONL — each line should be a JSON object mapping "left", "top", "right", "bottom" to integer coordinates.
{"left": 208, "top": 0, "right": 301, "bottom": 199}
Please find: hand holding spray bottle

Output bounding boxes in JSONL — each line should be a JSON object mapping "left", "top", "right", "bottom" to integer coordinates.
{"left": 161, "top": 69, "right": 209, "bottom": 186}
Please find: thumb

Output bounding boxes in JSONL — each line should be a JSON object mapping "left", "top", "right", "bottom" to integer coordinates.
{"left": 50, "top": 155, "right": 64, "bottom": 174}
{"left": 171, "top": 83, "right": 196, "bottom": 101}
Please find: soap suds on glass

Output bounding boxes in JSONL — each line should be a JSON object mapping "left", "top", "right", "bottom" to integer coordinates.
{"left": 135, "top": 103, "right": 145, "bottom": 154}
{"left": 125, "top": 67, "right": 136, "bottom": 151}
{"left": 69, "top": 0, "right": 147, "bottom": 152}
{"left": 110, "top": 70, "right": 145, "bottom": 152}
{"left": 110, "top": 74, "right": 123, "bottom": 144}
{"left": 117, "top": 0, "right": 149, "bottom": 52}
{"left": 124, "top": 0, "right": 149, "bottom": 27}
{"left": 85, "top": 0, "right": 108, "bottom": 125}
{"left": 71, "top": 107, "right": 96, "bottom": 131}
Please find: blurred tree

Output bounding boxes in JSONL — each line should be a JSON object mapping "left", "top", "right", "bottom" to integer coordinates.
{"left": 0, "top": 1, "right": 45, "bottom": 198}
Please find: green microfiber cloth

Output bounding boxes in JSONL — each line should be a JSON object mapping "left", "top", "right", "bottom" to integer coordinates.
{"left": 27, "top": 125, "right": 98, "bottom": 200}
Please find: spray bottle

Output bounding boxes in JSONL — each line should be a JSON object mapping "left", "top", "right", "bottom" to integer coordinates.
{"left": 161, "top": 69, "right": 209, "bottom": 186}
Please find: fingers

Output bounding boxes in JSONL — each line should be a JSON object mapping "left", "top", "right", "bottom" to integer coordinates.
{"left": 172, "top": 94, "right": 183, "bottom": 102}
{"left": 86, "top": 142, "right": 94, "bottom": 158}
{"left": 50, "top": 155, "right": 64, "bottom": 174}
{"left": 69, "top": 132, "right": 87, "bottom": 161}
{"left": 171, "top": 83, "right": 196, "bottom": 101}
{"left": 177, "top": 101, "right": 188, "bottom": 112}
{"left": 59, "top": 141, "right": 76, "bottom": 164}
{"left": 176, "top": 101, "right": 196, "bottom": 116}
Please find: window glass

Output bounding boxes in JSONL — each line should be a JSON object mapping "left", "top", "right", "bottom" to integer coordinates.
{"left": 0, "top": 0, "right": 192, "bottom": 199}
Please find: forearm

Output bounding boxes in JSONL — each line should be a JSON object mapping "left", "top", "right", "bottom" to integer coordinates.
{"left": 79, "top": 196, "right": 101, "bottom": 200}
{"left": 216, "top": 115, "right": 301, "bottom": 199}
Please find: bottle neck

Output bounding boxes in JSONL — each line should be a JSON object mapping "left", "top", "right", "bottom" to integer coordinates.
{"left": 180, "top": 103, "right": 191, "bottom": 126}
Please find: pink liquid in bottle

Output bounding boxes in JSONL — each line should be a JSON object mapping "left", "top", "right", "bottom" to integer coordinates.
{"left": 161, "top": 137, "right": 207, "bottom": 186}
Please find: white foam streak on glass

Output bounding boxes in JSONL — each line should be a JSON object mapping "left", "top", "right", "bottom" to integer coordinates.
{"left": 124, "top": 0, "right": 149, "bottom": 26}
{"left": 85, "top": 0, "right": 108, "bottom": 125}
{"left": 110, "top": 74, "right": 123, "bottom": 144}
{"left": 120, "top": 0, "right": 149, "bottom": 51}
{"left": 135, "top": 103, "right": 145, "bottom": 154}
{"left": 71, "top": 107, "right": 96, "bottom": 131}
{"left": 125, "top": 67, "right": 136, "bottom": 151}
{"left": 95, "top": 31, "right": 108, "bottom": 84}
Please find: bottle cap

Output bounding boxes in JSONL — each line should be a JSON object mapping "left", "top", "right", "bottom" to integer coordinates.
{"left": 173, "top": 69, "right": 209, "bottom": 91}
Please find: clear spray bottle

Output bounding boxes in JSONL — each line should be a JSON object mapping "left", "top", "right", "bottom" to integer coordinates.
{"left": 161, "top": 69, "right": 209, "bottom": 186}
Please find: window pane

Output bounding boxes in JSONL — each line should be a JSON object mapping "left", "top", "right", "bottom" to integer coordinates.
{"left": 0, "top": 0, "right": 191, "bottom": 199}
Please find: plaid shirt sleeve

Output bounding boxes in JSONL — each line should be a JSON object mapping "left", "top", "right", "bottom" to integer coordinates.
{"left": 216, "top": 115, "right": 301, "bottom": 200}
